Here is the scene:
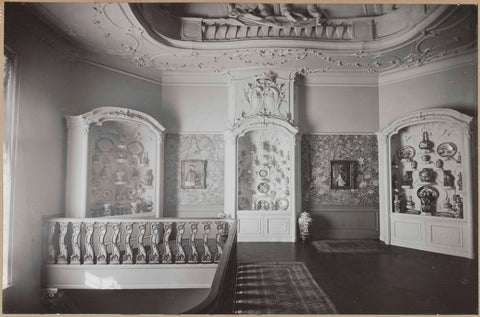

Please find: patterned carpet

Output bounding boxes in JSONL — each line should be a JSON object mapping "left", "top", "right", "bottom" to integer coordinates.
{"left": 312, "top": 240, "right": 389, "bottom": 253}
{"left": 233, "top": 262, "right": 337, "bottom": 314}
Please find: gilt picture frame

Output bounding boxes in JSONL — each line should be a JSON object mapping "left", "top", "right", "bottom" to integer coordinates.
{"left": 330, "top": 160, "right": 357, "bottom": 190}
{"left": 181, "top": 160, "right": 206, "bottom": 189}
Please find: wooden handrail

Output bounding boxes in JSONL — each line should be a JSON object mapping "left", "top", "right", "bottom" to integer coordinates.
{"left": 185, "top": 221, "right": 237, "bottom": 314}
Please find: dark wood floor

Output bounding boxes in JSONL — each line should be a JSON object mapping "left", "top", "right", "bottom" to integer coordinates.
{"left": 237, "top": 241, "right": 478, "bottom": 314}
{"left": 5, "top": 241, "right": 476, "bottom": 314}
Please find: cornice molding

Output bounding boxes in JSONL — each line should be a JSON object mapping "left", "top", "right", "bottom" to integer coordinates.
{"left": 378, "top": 51, "right": 478, "bottom": 86}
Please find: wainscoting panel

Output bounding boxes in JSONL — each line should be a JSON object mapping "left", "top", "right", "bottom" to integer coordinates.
{"left": 310, "top": 206, "right": 379, "bottom": 240}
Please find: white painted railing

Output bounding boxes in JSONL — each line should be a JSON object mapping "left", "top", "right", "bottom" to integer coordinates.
{"left": 45, "top": 218, "right": 230, "bottom": 265}
{"left": 42, "top": 218, "right": 233, "bottom": 291}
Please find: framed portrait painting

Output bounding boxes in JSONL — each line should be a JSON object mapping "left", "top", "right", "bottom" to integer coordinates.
{"left": 181, "top": 160, "right": 206, "bottom": 189}
{"left": 330, "top": 160, "right": 357, "bottom": 190}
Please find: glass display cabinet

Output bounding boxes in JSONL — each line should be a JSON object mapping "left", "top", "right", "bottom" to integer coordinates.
{"left": 377, "top": 108, "right": 474, "bottom": 258}
{"left": 65, "top": 107, "right": 166, "bottom": 218}
{"left": 225, "top": 71, "right": 301, "bottom": 242}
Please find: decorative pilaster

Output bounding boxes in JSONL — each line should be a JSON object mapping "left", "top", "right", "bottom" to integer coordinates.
{"left": 136, "top": 223, "right": 147, "bottom": 264}
{"left": 123, "top": 223, "right": 133, "bottom": 264}
{"left": 175, "top": 222, "right": 186, "bottom": 263}
{"left": 96, "top": 223, "right": 107, "bottom": 264}
{"left": 56, "top": 222, "right": 68, "bottom": 264}
{"left": 110, "top": 223, "right": 121, "bottom": 264}
{"left": 149, "top": 223, "right": 161, "bottom": 264}
{"left": 70, "top": 222, "right": 81, "bottom": 264}
{"left": 201, "top": 223, "right": 212, "bottom": 263}
{"left": 189, "top": 222, "right": 199, "bottom": 263}
{"left": 84, "top": 222, "right": 94, "bottom": 264}
{"left": 162, "top": 222, "right": 173, "bottom": 264}
{"left": 65, "top": 115, "right": 89, "bottom": 217}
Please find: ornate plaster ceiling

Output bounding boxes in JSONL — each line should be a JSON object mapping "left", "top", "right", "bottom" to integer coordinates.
{"left": 29, "top": 3, "right": 477, "bottom": 79}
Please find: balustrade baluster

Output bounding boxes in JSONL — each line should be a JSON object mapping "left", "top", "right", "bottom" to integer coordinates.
{"left": 149, "top": 223, "right": 160, "bottom": 264}
{"left": 162, "top": 222, "right": 173, "bottom": 263}
{"left": 47, "top": 222, "right": 56, "bottom": 264}
{"left": 175, "top": 222, "right": 186, "bottom": 263}
{"left": 214, "top": 222, "right": 224, "bottom": 263}
{"left": 189, "top": 223, "right": 199, "bottom": 263}
{"left": 110, "top": 223, "right": 121, "bottom": 264}
{"left": 201, "top": 223, "right": 212, "bottom": 263}
{"left": 84, "top": 222, "right": 95, "bottom": 264}
{"left": 57, "top": 222, "right": 68, "bottom": 264}
{"left": 136, "top": 223, "right": 147, "bottom": 264}
{"left": 96, "top": 223, "right": 108, "bottom": 264}
{"left": 123, "top": 223, "right": 133, "bottom": 264}
{"left": 70, "top": 222, "right": 81, "bottom": 264}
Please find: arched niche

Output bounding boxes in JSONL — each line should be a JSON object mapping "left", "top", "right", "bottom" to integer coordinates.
{"left": 225, "top": 117, "right": 301, "bottom": 242}
{"left": 65, "top": 107, "right": 166, "bottom": 218}
{"left": 377, "top": 108, "right": 474, "bottom": 258}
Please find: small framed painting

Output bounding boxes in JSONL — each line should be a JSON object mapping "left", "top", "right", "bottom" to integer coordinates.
{"left": 330, "top": 160, "right": 357, "bottom": 190}
{"left": 181, "top": 160, "right": 206, "bottom": 189}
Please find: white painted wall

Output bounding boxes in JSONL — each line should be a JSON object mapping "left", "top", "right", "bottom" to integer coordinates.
{"left": 379, "top": 64, "right": 477, "bottom": 128}
{"left": 4, "top": 7, "right": 163, "bottom": 313}
{"left": 4, "top": 10, "right": 71, "bottom": 313}
{"left": 161, "top": 85, "right": 228, "bottom": 132}
{"left": 298, "top": 85, "right": 379, "bottom": 133}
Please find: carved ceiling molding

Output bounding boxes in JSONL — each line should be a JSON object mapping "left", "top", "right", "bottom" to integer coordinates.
{"left": 29, "top": 3, "right": 477, "bottom": 76}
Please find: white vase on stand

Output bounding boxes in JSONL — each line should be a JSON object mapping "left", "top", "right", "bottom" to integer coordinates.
{"left": 298, "top": 211, "right": 313, "bottom": 243}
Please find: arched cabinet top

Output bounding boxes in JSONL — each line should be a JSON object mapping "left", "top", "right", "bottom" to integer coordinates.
{"left": 378, "top": 108, "right": 473, "bottom": 138}
{"left": 231, "top": 117, "right": 299, "bottom": 138}
{"left": 66, "top": 106, "right": 166, "bottom": 136}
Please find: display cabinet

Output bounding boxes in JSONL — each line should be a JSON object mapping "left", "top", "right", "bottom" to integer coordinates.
{"left": 225, "top": 70, "right": 301, "bottom": 242}
{"left": 377, "top": 109, "right": 474, "bottom": 258}
{"left": 65, "top": 107, "right": 166, "bottom": 218}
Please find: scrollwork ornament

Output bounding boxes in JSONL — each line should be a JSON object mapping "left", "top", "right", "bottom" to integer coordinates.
{"left": 47, "top": 222, "right": 57, "bottom": 264}
{"left": 214, "top": 222, "right": 224, "bottom": 263}
{"left": 162, "top": 222, "right": 173, "bottom": 263}
{"left": 175, "top": 222, "right": 186, "bottom": 263}
{"left": 96, "top": 223, "right": 108, "bottom": 264}
{"left": 201, "top": 223, "right": 212, "bottom": 263}
{"left": 70, "top": 222, "right": 81, "bottom": 264}
{"left": 149, "top": 222, "right": 161, "bottom": 264}
{"left": 110, "top": 223, "right": 121, "bottom": 264}
{"left": 123, "top": 223, "right": 134, "bottom": 264}
{"left": 189, "top": 223, "right": 199, "bottom": 263}
{"left": 241, "top": 71, "right": 289, "bottom": 121}
{"left": 136, "top": 222, "right": 147, "bottom": 264}
{"left": 57, "top": 222, "right": 68, "bottom": 264}
{"left": 84, "top": 222, "right": 95, "bottom": 264}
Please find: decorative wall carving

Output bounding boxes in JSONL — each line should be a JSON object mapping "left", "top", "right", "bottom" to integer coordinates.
{"left": 238, "top": 71, "right": 290, "bottom": 123}
{"left": 302, "top": 135, "right": 379, "bottom": 207}
{"left": 32, "top": 3, "right": 476, "bottom": 76}
{"left": 164, "top": 134, "right": 224, "bottom": 209}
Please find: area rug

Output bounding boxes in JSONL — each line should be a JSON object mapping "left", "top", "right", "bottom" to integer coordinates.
{"left": 233, "top": 262, "right": 337, "bottom": 314}
{"left": 312, "top": 240, "right": 389, "bottom": 253}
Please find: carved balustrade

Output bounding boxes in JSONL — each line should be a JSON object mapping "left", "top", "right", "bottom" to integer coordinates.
{"left": 44, "top": 218, "right": 231, "bottom": 265}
